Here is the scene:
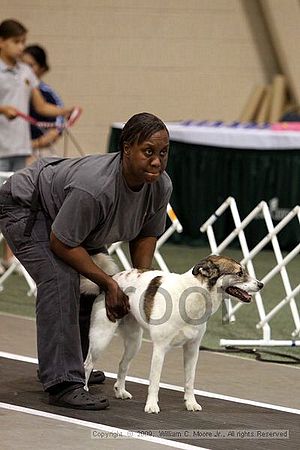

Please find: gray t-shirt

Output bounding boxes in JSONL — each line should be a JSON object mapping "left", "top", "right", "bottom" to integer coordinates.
{"left": 11, "top": 152, "right": 172, "bottom": 251}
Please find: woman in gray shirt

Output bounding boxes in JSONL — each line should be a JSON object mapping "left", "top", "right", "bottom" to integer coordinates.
{"left": 0, "top": 112, "right": 172, "bottom": 410}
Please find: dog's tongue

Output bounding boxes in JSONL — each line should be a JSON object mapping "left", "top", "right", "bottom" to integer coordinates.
{"left": 225, "top": 286, "right": 252, "bottom": 302}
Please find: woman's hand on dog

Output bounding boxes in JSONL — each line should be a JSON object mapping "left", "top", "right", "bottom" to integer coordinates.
{"left": 104, "top": 278, "right": 130, "bottom": 322}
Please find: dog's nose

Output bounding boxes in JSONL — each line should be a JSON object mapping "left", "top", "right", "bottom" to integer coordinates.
{"left": 258, "top": 281, "right": 264, "bottom": 289}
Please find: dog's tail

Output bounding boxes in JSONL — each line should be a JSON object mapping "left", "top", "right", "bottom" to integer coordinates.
{"left": 91, "top": 253, "right": 119, "bottom": 276}
{"left": 83, "top": 348, "right": 93, "bottom": 391}
{"left": 80, "top": 253, "right": 120, "bottom": 295}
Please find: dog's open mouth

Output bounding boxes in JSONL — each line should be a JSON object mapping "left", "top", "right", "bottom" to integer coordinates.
{"left": 225, "top": 286, "right": 252, "bottom": 302}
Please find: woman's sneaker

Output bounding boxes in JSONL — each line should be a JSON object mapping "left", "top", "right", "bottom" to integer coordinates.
{"left": 48, "top": 383, "right": 109, "bottom": 410}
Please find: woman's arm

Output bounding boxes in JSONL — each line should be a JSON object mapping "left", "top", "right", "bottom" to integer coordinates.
{"left": 129, "top": 236, "right": 157, "bottom": 269}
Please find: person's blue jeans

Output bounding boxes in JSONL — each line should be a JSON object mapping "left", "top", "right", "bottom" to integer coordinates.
{"left": 0, "top": 188, "right": 86, "bottom": 391}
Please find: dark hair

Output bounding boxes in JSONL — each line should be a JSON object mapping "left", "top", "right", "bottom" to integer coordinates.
{"left": 0, "top": 19, "right": 27, "bottom": 39}
{"left": 24, "top": 45, "right": 49, "bottom": 71}
{"left": 119, "top": 112, "right": 169, "bottom": 156}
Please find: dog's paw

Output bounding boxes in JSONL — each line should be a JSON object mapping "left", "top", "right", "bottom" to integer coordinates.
{"left": 185, "top": 399, "right": 202, "bottom": 411}
{"left": 144, "top": 401, "right": 160, "bottom": 414}
{"left": 114, "top": 384, "right": 132, "bottom": 400}
{"left": 115, "top": 389, "right": 132, "bottom": 400}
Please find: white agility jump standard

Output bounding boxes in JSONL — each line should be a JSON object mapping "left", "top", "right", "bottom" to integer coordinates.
{"left": 200, "top": 196, "right": 300, "bottom": 347}
{"left": 108, "top": 203, "right": 183, "bottom": 272}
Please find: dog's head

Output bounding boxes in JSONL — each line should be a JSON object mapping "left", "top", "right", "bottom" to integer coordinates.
{"left": 192, "top": 255, "right": 263, "bottom": 302}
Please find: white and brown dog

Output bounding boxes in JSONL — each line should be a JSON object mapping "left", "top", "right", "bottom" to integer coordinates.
{"left": 83, "top": 255, "right": 263, "bottom": 414}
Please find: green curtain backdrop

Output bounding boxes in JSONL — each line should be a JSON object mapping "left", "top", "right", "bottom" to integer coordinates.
{"left": 108, "top": 127, "right": 300, "bottom": 250}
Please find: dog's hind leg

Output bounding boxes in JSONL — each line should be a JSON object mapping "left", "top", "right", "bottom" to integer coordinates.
{"left": 84, "top": 301, "right": 118, "bottom": 390}
{"left": 114, "top": 316, "right": 143, "bottom": 400}
{"left": 183, "top": 331, "right": 205, "bottom": 411}
{"left": 145, "top": 342, "right": 168, "bottom": 414}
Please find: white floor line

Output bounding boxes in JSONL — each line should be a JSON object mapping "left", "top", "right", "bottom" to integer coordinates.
{"left": 1, "top": 350, "right": 300, "bottom": 416}
{"left": 0, "top": 351, "right": 38, "bottom": 364}
{"left": 0, "top": 402, "right": 207, "bottom": 450}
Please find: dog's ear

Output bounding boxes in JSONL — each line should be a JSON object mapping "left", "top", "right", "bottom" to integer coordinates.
{"left": 192, "top": 258, "right": 220, "bottom": 280}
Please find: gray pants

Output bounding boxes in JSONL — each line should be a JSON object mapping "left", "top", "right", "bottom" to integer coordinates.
{"left": 0, "top": 196, "right": 91, "bottom": 390}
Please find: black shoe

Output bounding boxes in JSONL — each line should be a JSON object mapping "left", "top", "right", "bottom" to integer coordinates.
{"left": 48, "top": 383, "right": 109, "bottom": 410}
{"left": 88, "top": 370, "right": 105, "bottom": 385}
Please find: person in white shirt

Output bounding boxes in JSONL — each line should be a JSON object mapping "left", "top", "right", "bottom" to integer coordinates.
{"left": 0, "top": 19, "right": 73, "bottom": 270}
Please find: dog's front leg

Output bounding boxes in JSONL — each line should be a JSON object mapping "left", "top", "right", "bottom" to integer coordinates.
{"left": 183, "top": 337, "right": 203, "bottom": 411}
{"left": 145, "top": 343, "right": 167, "bottom": 414}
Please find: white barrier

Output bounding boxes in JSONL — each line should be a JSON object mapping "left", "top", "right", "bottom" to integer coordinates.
{"left": 0, "top": 171, "right": 36, "bottom": 297}
{"left": 200, "top": 197, "right": 300, "bottom": 347}
{"left": 0, "top": 171, "right": 14, "bottom": 179}
{"left": 108, "top": 204, "right": 183, "bottom": 271}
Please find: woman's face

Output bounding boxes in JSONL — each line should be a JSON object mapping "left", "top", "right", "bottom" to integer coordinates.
{"left": 122, "top": 129, "right": 169, "bottom": 190}
{"left": 22, "top": 52, "right": 44, "bottom": 78}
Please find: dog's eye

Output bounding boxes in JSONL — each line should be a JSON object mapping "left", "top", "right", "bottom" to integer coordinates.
{"left": 237, "top": 270, "right": 243, "bottom": 277}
